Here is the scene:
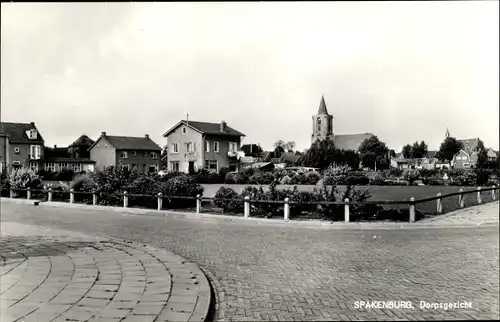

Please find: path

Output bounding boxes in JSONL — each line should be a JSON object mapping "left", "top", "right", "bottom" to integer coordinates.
{"left": 1, "top": 200, "right": 499, "bottom": 321}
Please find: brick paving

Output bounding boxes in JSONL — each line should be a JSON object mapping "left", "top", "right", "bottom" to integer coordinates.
{"left": 1, "top": 200, "right": 499, "bottom": 321}
{"left": 0, "top": 222, "right": 210, "bottom": 322}
{"left": 419, "top": 200, "right": 499, "bottom": 226}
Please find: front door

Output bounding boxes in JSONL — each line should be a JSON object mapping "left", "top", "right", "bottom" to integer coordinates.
{"left": 188, "top": 161, "right": 195, "bottom": 174}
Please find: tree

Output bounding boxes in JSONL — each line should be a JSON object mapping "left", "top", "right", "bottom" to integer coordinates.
{"left": 476, "top": 139, "right": 488, "bottom": 169}
{"left": 436, "top": 137, "right": 463, "bottom": 164}
{"left": 241, "top": 144, "right": 263, "bottom": 157}
{"left": 301, "top": 139, "right": 337, "bottom": 170}
{"left": 402, "top": 145, "right": 412, "bottom": 158}
{"left": 283, "top": 141, "right": 296, "bottom": 152}
{"left": 358, "top": 136, "right": 389, "bottom": 170}
{"left": 411, "top": 141, "right": 428, "bottom": 158}
{"left": 273, "top": 146, "right": 285, "bottom": 159}
{"left": 389, "top": 149, "right": 396, "bottom": 158}
{"left": 273, "top": 140, "right": 285, "bottom": 149}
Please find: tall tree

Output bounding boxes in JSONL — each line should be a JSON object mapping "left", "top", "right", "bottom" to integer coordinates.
{"left": 358, "top": 136, "right": 389, "bottom": 170}
{"left": 411, "top": 141, "right": 428, "bottom": 158}
{"left": 301, "top": 139, "right": 337, "bottom": 170}
{"left": 436, "top": 137, "right": 463, "bottom": 163}
{"left": 283, "top": 141, "right": 296, "bottom": 152}
{"left": 241, "top": 144, "right": 263, "bottom": 156}
{"left": 402, "top": 144, "right": 412, "bottom": 158}
{"left": 476, "top": 139, "right": 488, "bottom": 169}
{"left": 273, "top": 140, "right": 285, "bottom": 149}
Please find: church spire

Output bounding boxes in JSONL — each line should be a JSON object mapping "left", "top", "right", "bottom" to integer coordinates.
{"left": 445, "top": 128, "right": 450, "bottom": 138}
{"left": 317, "top": 95, "right": 329, "bottom": 115}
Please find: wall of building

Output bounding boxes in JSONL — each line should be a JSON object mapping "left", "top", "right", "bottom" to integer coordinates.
{"left": 89, "top": 137, "right": 116, "bottom": 169}
{"left": 115, "top": 149, "right": 160, "bottom": 173}
{"left": 7, "top": 143, "right": 44, "bottom": 167}
{"left": 453, "top": 150, "right": 471, "bottom": 169}
{"left": 311, "top": 114, "right": 334, "bottom": 144}
{"left": 166, "top": 125, "right": 203, "bottom": 173}
{"left": 203, "top": 134, "right": 241, "bottom": 172}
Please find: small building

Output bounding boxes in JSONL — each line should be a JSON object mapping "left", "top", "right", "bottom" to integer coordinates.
{"left": 452, "top": 138, "right": 481, "bottom": 169}
{"left": 0, "top": 122, "right": 45, "bottom": 172}
{"left": 162, "top": 120, "right": 245, "bottom": 173}
{"left": 89, "top": 132, "right": 162, "bottom": 173}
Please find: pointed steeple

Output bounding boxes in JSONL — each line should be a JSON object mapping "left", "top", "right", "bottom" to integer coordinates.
{"left": 317, "top": 95, "right": 329, "bottom": 115}
{"left": 445, "top": 128, "right": 450, "bottom": 138}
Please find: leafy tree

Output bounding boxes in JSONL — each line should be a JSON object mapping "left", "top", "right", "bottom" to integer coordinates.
{"left": 436, "top": 137, "right": 463, "bottom": 164}
{"left": 283, "top": 141, "right": 296, "bottom": 152}
{"left": 411, "top": 141, "right": 428, "bottom": 158}
{"left": 273, "top": 140, "right": 285, "bottom": 149}
{"left": 358, "top": 136, "right": 389, "bottom": 170}
{"left": 389, "top": 149, "right": 396, "bottom": 158}
{"left": 241, "top": 144, "right": 263, "bottom": 156}
{"left": 402, "top": 144, "right": 412, "bottom": 158}
{"left": 273, "top": 146, "right": 285, "bottom": 159}
{"left": 476, "top": 139, "right": 488, "bottom": 169}
{"left": 301, "top": 139, "right": 337, "bottom": 170}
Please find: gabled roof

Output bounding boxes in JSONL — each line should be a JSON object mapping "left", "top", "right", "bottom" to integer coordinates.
{"left": 69, "top": 134, "right": 95, "bottom": 148}
{"left": 44, "top": 147, "right": 70, "bottom": 159}
{"left": 0, "top": 122, "right": 44, "bottom": 144}
{"left": 259, "top": 151, "right": 273, "bottom": 162}
{"left": 317, "top": 95, "right": 329, "bottom": 115}
{"left": 333, "top": 133, "right": 374, "bottom": 151}
{"left": 458, "top": 138, "right": 479, "bottom": 154}
{"left": 163, "top": 120, "right": 245, "bottom": 138}
{"left": 89, "top": 134, "right": 161, "bottom": 151}
{"left": 279, "top": 152, "right": 301, "bottom": 164}
{"left": 45, "top": 157, "right": 96, "bottom": 164}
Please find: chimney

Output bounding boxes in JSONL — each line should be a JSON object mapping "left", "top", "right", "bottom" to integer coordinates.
{"left": 30, "top": 122, "right": 35, "bottom": 126}
{"left": 220, "top": 121, "right": 227, "bottom": 132}
{"left": 54, "top": 145, "right": 57, "bottom": 148}
{"left": 145, "top": 134, "right": 149, "bottom": 139}
{"left": 101, "top": 132, "right": 106, "bottom": 136}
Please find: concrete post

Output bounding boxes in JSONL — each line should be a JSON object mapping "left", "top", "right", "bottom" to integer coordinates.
{"left": 157, "top": 193, "right": 162, "bottom": 211}
{"left": 284, "top": 198, "right": 290, "bottom": 221}
{"left": 48, "top": 188, "right": 53, "bottom": 202}
{"left": 244, "top": 196, "right": 250, "bottom": 218}
{"left": 27, "top": 187, "right": 31, "bottom": 200}
{"left": 196, "top": 194, "right": 201, "bottom": 214}
{"left": 344, "top": 198, "right": 350, "bottom": 222}
{"left": 409, "top": 197, "right": 415, "bottom": 223}
{"left": 123, "top": 191, "right": 128, "bottom": 208}
{"left": 477, "top": 187, "right": 482, "bottom": 204}
{"left": 458, "top": 189, "right": 464, "bottom": 208}
{"left": 10, "top": 188, "right": 13, "bottom": 198}
{"left": 93, "top": 193, "right": 97, "bottom": 205}
{"left": 70, "top": 189, "right": 74, "bottom": 204}
{"left": 492, "top": 187, "right": 496, "bottom": 200}
{"left": 436, "top": 193, "right": 442, "bottom": 213}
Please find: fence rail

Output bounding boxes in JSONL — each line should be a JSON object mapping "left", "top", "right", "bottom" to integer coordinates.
{"left": 1, "top": 186, "right": 498, "bottom": 223}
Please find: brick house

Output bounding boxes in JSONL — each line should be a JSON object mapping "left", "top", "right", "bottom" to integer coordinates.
{"left": 452, "top": 138, "right": 481, "bottom": 169}
{"left": 89, "top": 132, "right": 161, "bottom": 173}
{"left": 162, "top": 120, "right": 245, "bottom": 173}
{"left": 0, "top": 122, "right": 45, "bottom": 172}
{"left": 43, "top": 135, "right": 96, "bottom": 173}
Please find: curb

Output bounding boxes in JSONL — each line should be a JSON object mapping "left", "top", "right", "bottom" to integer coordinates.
{"left": 2, "top": 197, "right": 498, "bottom": 230}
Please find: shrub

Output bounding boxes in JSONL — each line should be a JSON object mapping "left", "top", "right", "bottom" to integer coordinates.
{"left": 403, "top": 169, "right": 420, "bottom": 184}
{"left": 340, "top": 174, "right": 370, "bottom": 186}
{"left": 451, "top": 171, "right": 478, "bottom": 186}
{"left": 193, "top": 168, "right": 225, "bottom": 184}
{"left": 214, "top": 187, "right": 243, "bottom": 213}
{"left": 127, "top": 174, "right": 161, "bottom": 208}
{"left": 9, "top": 168, "right": 43, "bottom": 198}
{"left": 160, "top": 175, "right": 204, "bottom": 209}
{"left": 475, "top": 169, "right": 490, "bottom": 186}
{"left": 225, "top": 172, "right": 245, "bottom": 184}
{"left": 370, "top": 173, "right": 386, "bottom": 185}
{"left": 280, "top": 175, "right": 292, "bottom": 185}
{"left": 248, "top": 172, "right": 275, "bottom": 185}
{"left": 86, "top": 166, "right": 139, "bottom": 205}
{"left": 305, "top": 171, "right": 321, "bottom": 185}
{"left": 0, "top": 170, "right": 10, "bottom": 197}
{"left": 388, "top": 167, "right": 404, "bottom": 178}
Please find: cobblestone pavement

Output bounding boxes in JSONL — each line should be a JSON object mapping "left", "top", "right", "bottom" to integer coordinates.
{"left": 0, "top": 222, "right": 210, "bottom": 322}
{"left": 419, "top": 201, "right": 499, "bottom": 226}
{"left": 1, "top": 201, "right": 499, "bottom": 321}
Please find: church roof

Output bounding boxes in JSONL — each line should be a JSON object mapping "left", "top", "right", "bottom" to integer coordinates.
{"left": 317, "top": 95, "right": 329, "bottom": 115}
{"left": 333, "top": 133, "right": 374, "bottom": 151}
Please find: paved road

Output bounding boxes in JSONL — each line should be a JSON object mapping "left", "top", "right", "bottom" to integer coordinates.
{"left": 1, "top": 200, "right": 499, "bottom": 321}
{"left": 0, "top": 222, "right": 210, "bottom": 322}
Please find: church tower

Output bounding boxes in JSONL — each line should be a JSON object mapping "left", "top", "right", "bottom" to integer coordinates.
{"left": 311, "top": 95, "right": 334, "bottom": 144}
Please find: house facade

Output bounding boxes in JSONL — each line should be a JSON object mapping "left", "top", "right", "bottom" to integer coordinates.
{"left": 43, "top": 134, "right": 96, "bottom": 173}
{"left": 89, "top": 132, "right": 161, "bottom": 173}
{"left": 451, "top": 138, "right": 481, "bottom": 169}
{"left": 163, "top": 120, "right": 245, "bottom": 173}
{"left": 0, "top": 122, "right": 45, "bottom": 172}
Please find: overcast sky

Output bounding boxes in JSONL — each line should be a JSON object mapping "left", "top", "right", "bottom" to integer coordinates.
{"left": 1, "top": 2, "right": 499, "bottom": 152}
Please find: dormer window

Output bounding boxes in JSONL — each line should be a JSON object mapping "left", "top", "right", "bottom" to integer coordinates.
{"left": 28, "top": 129, "right": 37, "bottom": 139}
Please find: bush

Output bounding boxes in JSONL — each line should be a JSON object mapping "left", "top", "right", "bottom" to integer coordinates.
{"left": 305, "top": 171, "right": 321, "bottom": 185}
{"left": 403, "top": 169, "right": 420, "bottom": 184}
{"left": 225, "top": 172, "right": 245, "bottom": 184}
{"left": 193, "top": 168, "right": 225, "bottom": 184}
{"left": 161, "top": 175, "right": 204, "bottom": 209}
{"left": 214, "top": 187, "right": 243, "bottom": 213}
{"left": 86, "top": 166, "right": 138, "bottom": 205}
{"left": 280, "top": 175, "right": 292, "bottom": 185}
{"left": 370, "top": 173, "right": 386, "bottom": 185}
{"left": 1, "top": 170, "right": 10, "bottom": 197}
{"left": 9, "top": 168, "right": 43, "bottom": 198}
{"left": 248, "top": 172, "right": 275, "bottom": 185}
{"left": 475, "top": 169, "right": 491, "bottom": 186}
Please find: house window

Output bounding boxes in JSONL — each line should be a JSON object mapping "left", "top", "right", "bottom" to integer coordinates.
{"left": 59, "top": 162, "right": 69, "bottom": 170}
{"left": 45, "top": 162, "right": 55, "bottom": 172}
{"left": 214, "top": 142, "right": 219, "bottom": 153}
{"left": 205, "top": 140, "right": 210, "bottom": 152}
{"left": 148, "top": 165, "right": 157, "bottom": 173}
{"left": 170, "top": 161, "right": 180, "bottom": 172}
{"left": 150, "top": 152, "right": 158, "bottom": 159}
{"left": 132, "top": 151, "right": 136, "bottom": 156}
{"left": 72, "top": 163, "right": 82, "bottom": 172}
{"left": 229, "top": 142, "right": 238, "bottom": 153}
{"left": 14, "top": 147, "right": 20, "bottom": 154}
{"left": 144, "top": 151, "right": 148, "bottom": 157}
{"left": 30, "top": 145, "right": 41, "bottom": 160}
{"left": 29, "top": 161, "right": 38, "bottom": 172}
{"left": 463, "top": 163, "right": 470, "bottom": 168}
{"left": 171, "top": 143, "right": 179, "bottom": 153}
{"left": 205, "top": 160, "right": 218, "bottom": 172}
{"left": 186, "top": 142, "right": 194, "bottom": 153}
{"left": 120, "top": 151, "right": 128, "bottom": 159}
{"left": 182, "top": 127, "right": 187, "bottom": 135}
{"left": 29, "top": 130, "right": 37, "bottom": 139}
{"left": 317, "top": 118, "right": 321, "bottom": 132}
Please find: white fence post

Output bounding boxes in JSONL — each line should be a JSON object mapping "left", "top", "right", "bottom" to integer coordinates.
{"left": 436, "top": 193, "right": 442, "bottom": 213}
{"left": 344, "top": 198, "right": 350, "bottom": 222}
{"left": 157, "top": 193, "right": 162, "bottom": 211}
{"left": 244, "top": 196, "right": 250, "bottom": 218}
{"left": 477, "top": 187, "right": 482, "bottom": 204}
{"left": 9, "top": 188, "right": 13, "bottom": 198}
{"left": 27, "top": 188, "right": 31, "bottom": 200}
{"left": 284, "top": 198, "right": 290, "bottom": 221}
{"left": 492, "top": 187, "right": 496, "bottom": 200}
{"left": 70, "top": 189, "right": 74, "bottom": 204}
{"left": 123, "top": 191, "right": 128, "bottom": 208}
{"left": 458, "top": 188, "right": 464, "bottom": 208}
{"left": 93, "top": 192, "right": 97, "bottom": 205}
{"left": 196, "top": 194, "right": 201, "bottom": 214}
{"left": 409, "top": 197, "right": 415, "bottom": 223}
{"left": 48, "top": 188, "right": 53, "bottom": 202}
